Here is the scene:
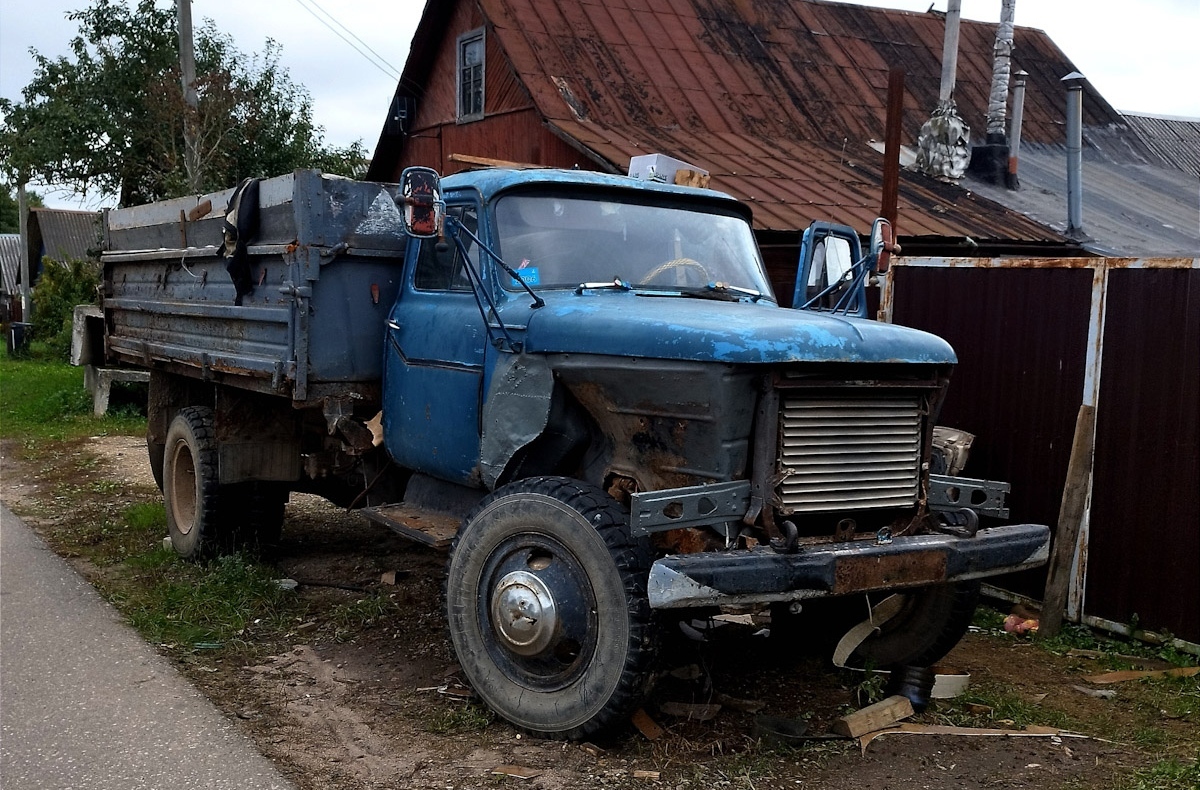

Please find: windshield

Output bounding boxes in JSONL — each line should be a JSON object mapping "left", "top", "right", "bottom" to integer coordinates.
{"left": 494, "top": 192, "right": 774, "bottom": 297}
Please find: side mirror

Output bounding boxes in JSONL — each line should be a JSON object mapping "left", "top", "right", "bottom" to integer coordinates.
{"left": 398, "top": 167, "right": 444, "bottom": 238}
{"left": 869, "top": 218, "right": 900, "bottom": 273}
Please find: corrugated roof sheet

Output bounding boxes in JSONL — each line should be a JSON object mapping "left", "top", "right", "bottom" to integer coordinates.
{"left": 0, "top": 234, "right": 21, "bottom": 295}
{"left": 1121, "top": 113, "right": 1200, "bottom": 180}
{"left": 479, "top": 0, "right": 1069, "bottom": 242}
{"left": 29, "top": 208, "right": 100, "bottom": 263}
{"left": 966, "top": 144, "right": 1200, "bottom": 256}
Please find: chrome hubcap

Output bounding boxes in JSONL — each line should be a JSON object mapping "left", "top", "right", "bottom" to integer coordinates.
{"left": 491, "top": 570, "right": 558, "bottom": 656}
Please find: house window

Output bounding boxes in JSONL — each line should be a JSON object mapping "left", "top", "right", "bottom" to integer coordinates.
{"left": 457, "top": 29, "right": 485, "bottom": 122}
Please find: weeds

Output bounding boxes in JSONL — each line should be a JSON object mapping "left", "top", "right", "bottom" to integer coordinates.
{"left": 423, "top": 702, "right": 494, "bottom": 735}
{"left": 328, "top": 593, "right": 397, "bottom": 642}
{"left": 1115, "top": 753, "right": 1200, "bottom": 790}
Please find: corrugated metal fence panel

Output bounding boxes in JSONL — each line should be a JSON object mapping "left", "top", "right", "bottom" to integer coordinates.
{"left": 1087, "top": 268, "right": 1200, "bottom": 641}
{"left": 888, "top": 265, "right": 1095, "bottom": 598}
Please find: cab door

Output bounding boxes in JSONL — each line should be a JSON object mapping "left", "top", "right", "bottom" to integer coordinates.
{"left": 383, "top": 203, "right": 488, "bottom": 484}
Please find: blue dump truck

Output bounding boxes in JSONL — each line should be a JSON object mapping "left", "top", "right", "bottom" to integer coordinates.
{"left": 101, "top": 167, "right": 1049, "bottom": 739}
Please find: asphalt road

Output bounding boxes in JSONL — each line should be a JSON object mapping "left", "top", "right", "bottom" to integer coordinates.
{"left": 0, "top": 503, "right": 296, "bottom": 789}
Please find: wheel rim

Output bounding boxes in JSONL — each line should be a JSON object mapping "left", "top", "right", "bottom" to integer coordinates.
{"left": 479, "top": 533, "right": 598, "bottom": 692}
{"left": 168, "top": 439, "right": 198, "bottom": 536}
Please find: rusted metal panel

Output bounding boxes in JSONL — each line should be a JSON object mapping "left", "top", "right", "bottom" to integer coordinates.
{"left": 1086, "top": 267, "right": 1200, "bottom": 642}
{"left": 888, "top": 264, "right": 1095, "bottom": 599}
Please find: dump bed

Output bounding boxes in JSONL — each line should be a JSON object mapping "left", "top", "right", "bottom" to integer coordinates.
{"left": 102, "top": 170, "right": 407, "bottom": 405}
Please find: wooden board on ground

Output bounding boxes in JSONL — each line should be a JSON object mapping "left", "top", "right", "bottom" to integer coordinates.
{"left": 360, "top": 504, "right": 460, "bottom": 550}
{"left": 831, "top": 695, "right": 914, "bottom": 738}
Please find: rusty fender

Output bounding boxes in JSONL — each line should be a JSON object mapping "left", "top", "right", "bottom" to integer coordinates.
{"left": 646, "top": 523, "right": 1050, "bottom": 609}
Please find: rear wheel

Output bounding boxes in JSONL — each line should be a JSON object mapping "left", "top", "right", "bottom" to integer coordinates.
{"left": 773, "top": 581, "right": 981, "bottom": 668}
{"left": 446, "top": 476, "right": 656, "bottom": 740}
{"left": 163, "top": 406, "right": 232, "bottom": 559}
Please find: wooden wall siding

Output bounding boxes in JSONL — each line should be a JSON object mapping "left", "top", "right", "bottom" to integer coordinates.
{"left": 405, "top": 1, "right": 532, "bottom": 146}
{"left": 398, "top": 110, "right": 601, "bottom": 176}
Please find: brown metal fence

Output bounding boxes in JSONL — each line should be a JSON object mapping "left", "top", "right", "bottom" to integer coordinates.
{"left": 883, "top": 257, "right": 1200, "bottom": 644}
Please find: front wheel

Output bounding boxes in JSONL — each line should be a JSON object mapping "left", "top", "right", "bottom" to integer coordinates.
{"left": 445, "top": 477, "right": 656, "bottom": 740}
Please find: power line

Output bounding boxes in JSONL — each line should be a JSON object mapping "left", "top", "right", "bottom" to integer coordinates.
{"left": 292, "top": 0, "right": 400, "bottom": 81}
{"left": 301, "top": 0, "right": 402, "bottom": 77}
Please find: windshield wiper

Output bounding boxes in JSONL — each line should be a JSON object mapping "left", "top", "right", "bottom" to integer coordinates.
{"left": 704, "top": 282, "right": 763, "bottom": 301}
{"left": 575, "top": 278, "right": 633, "bottom": 294}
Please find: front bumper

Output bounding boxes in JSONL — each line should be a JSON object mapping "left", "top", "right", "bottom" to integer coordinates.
{"left": 646, "top": 523, "right": 1050, "bottom": 609}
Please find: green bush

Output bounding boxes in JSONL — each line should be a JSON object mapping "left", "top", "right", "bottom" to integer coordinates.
{"left": 31, "top": 257, "right": 100, "bottom": 360}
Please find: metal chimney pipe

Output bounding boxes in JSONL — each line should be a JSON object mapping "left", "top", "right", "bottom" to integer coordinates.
{"left": 1007, "top": 70, "right": 1027, "bottom": 188}
{"left": 940, "top": 0, "right": 962, "bottom": 102}
{"left": 1063, "top": 72, "right": 1085, "bottom": 235}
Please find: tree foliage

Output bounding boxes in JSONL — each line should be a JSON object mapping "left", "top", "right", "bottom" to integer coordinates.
{"left": 0, "top": 185, "right": 44, "bottom": 234}
{"left": 0, "top": 0, "right": 366, "bottom": 206}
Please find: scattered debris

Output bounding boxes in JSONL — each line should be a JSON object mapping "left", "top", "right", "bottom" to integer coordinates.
{"left": 1004, "top": 613, "right": 1039, "bottom": 635}
{"left": 965, "top": 703, "right": 994, "bottom": 716}
{"left": 632, "top": 770, "right": 660, "bottom": 780}
{"left": 631, "top": 708, "right": 664, "bottom": 740}
{"left": 713, "top": 691, "right": 765, "bottom": 713}
{"left": 437, "top": 684, "right": 475, "bottom": 699}
{"left": 1083, "top": 666, "right": 1200, "bottom": 684}
{"left": 659, "top": 701, "right": 721, "bottom": 721}
{"left": 668, "top": 664, "right": 704, "bottom": 681}
{"left": 275, "top": 578, "right": 299, "bottom": 591}
{"left": 380, "top": 571, "right": 398, "bottom": 585}
{"left": 579, "top": 743, "right": 604, "bottom": 758}
{"left": 490, "top": 765, "right": 541, "bottom": 780}
{"left": 832, "top": 695, "right": 914, "bottom": 738}
{"left": 712, "top": 613, "right": 755, "bottom": 626}
{"left": 1072, "top": 684, "right": 1117, "bottom": 700}
{"left": 858, "top": 724, "right": 1089, "bottom": 754}
{"left": 754, "top": 714, "right": 811, "bottom": 746}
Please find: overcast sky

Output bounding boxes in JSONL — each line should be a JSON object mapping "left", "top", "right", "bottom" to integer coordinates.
{"left": 2, "top": 0, "right": 1197, "bottom": 209}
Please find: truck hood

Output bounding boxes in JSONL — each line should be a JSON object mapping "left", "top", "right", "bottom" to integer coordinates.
{"left": 518, "top": 294, "right": 956, "bottom": 365}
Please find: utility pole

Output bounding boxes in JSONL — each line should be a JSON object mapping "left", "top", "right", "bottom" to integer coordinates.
{"left": 17, "top": 181, "right": 30, "bottom": 322}
{"left": 177, "top": 0, "right": 201, "bottom": 192}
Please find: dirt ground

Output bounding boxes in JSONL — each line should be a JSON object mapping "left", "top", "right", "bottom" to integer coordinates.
{"left": 2, "top": 434, "right": 1191, "bottom": 790}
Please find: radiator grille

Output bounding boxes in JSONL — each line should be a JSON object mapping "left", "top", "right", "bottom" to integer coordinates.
{"left": 778, "top": 395, "right": 922, "bottom": 513}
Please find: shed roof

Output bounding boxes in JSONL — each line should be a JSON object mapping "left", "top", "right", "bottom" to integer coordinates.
{"left": 28, "top": 208, "right": 100, "bottom": 264}
{"left": 965, "top": 144, "right": 1200, "bottom": 257}
{"left": 0, "top": 234, "right": 21, "bottom": 295}
{"left": 1120, "top": 112, "right": 1200, "bottom": 180}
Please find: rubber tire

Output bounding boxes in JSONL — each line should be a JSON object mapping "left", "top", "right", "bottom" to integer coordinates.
{"left": 445, "top": 476, "right": 656, "bottom": 740}
{"left": 147, "top": 433, "right": 165, "bottom": 492}
{"left": 848, "top": 581, "right": 982, "bottom": 668}
{"left": 773, "top": 581, "right": 981, "bottom": 668}
{"left": 163, "top": 406, "right": 232, "bottom": 559}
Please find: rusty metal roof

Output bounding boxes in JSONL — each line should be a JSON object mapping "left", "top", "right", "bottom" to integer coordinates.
{"left": 488, "top": 0, "right": 1122, "bottom": 150}
{"left": 480, "top": 0, "right": 1077, "bottom": 241}
{"left": 0, "top": 234, "right": 21, "bottom": 295}
{"left": 373, "top": 0, "right": 1112, "bottom": 243}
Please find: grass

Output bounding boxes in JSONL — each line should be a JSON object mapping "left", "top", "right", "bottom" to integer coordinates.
{"left": 1116, "top": 753, "right": 1200, "bottom": 790}
{"left": 0, "top": 356, "right": 144, "bottom": 443}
